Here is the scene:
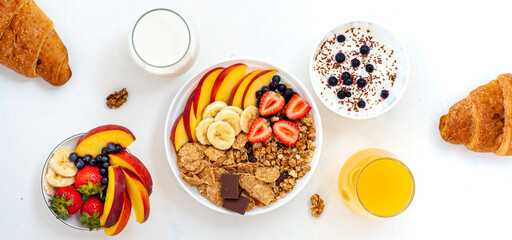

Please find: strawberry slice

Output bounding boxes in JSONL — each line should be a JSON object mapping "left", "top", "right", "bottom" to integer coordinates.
{"left": 285, "top": 94, "right": 311, "bottom": 120}
{"left": 259, "top": 91, "right": 285, "bottom": 116}
{"left": 272, "top": 120, "right": 300, "bottom": 146}
{"left": 248, "top": 117, "right": 273, "bottom": 143}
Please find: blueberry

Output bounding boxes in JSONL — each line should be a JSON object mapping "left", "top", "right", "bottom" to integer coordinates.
{"left": 360, "top": 45, "right": 370, "bottom": 55}
{"left": 345, "top": 91, "right": 352, "bottom": 98}
{"left": 101, "top": 177, "right": 109, "bottom": 186}
{"left": 69, "top": 153, "right": 78, "bottom": 162}
{"left": 269, "top": 82, "right": 278, "bottom": 91}
{"left": 83, "top": 155, "right": 92, "bottom": 162}
{"left": 114, "top": 144, "right": 122, "bottom": 154}
{"left": 357, "top": 100, "right": 366, "bottom": 108}
{"left": 75, "top": 160, "right": 85, "bottom": 170}
{"left": 278, "top": 84, "right": 287, "bottom": 92}
{"left": 257, "top": 99, "right": 261, "bottom": 108}
{"left": 357, "top": 78, "right": 367, "bottom": 88}
{"left": 351, "top": 59, "right": 361, "bottom": 68}
{"left": 337, "top": 34, "right": 346, "bottom": 43}
{"left": 255, "top": 90, "right": 263, "bottom": 99}
{"left": 261, "top": 86, "right": 270, "bottom": 93}
{"left": 101, "top": 155, "right": 109, "bottom": 163}
{"left": 337, "top": 91, "right": 345, "bottom": 99}
{"left": 100, "top": 193, "right": 106, "bottom": 202}
{"left": 99, "top": 168, "right": 108, "bottom": 177}
{"left": 341, "top": 72, "right": 350, "bottom": 80}
{"left": 95, "top": 155, "right": 103, "bottom": 162}
{"left": 272, "top": 75, "right": 281, "bottom": 83}
{"left": 343, "top": 78, "right": 353, "bottom": 86}
{"left": 101, "top": 161, "right": 110, "bottom": 169}
{"left": 106, "top": 143, "right": 116, "bottom": 153}
{"left": 365, "top": 64, "right": 374, "bottom": 73}
{"left": 335, "top": 52, "right": 345, "bottom": 63}
{"left": 328, "top": 76, "right": 338, "bottom": 86}
{"left": 101, "top": 147, "right": 108, "bottom": 155}
{"left": 284, "top": 88, "right": 295, "bottom": 99}
{"left": 381, "top": 90, "right": 389, "bottom": 99}
{"left": 89, "top": 158, "right": 97, "bottom": 167}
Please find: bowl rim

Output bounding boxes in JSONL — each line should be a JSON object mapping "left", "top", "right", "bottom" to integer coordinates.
{"left": 163, "top": 57, "right": 323, "bottom": 216}
{"left": 309, "top": 20, "right": 410, "bottom": 119}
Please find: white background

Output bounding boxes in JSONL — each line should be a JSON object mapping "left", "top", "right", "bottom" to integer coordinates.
{"left": 1, "top": 0, "right": 511, "bottom": 239}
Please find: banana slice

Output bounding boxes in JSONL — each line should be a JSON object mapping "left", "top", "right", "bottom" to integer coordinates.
{"left": 43, "top": 176, "right": 56, "bottom": 196}
{"left": 46, "top": 168, "right": 75, "bottom": 188}
{"left": 222, "top": 106, "right": 243, "bottom": 116}
{"left": 240, "top": 105, "right": 260, "bottom": 133}
{"left": 196, "top": 118, "right": 215, "bottom": 145}
{"left": 202, "top": 101, "right": 228, "bottom": 119}
{"left": 215, "top": 109, "right": 241, "bottom": 135}
{"left": 207, "top": 121, "right": 235, "bottom": 150}
{"left": 48, "top": 149, "right": 77, "bottom": 177}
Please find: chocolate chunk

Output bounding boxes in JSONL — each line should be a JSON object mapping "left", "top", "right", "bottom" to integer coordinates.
{"left": 220, "top": 174, "right": 239, "bottom": 199}
{"left": 222, "top": 196, "right": 250, "bottom": 215}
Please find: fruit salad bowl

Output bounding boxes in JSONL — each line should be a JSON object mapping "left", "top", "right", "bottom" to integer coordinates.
{"left": 164, "top": 58, "right": 323, "bottom": 216}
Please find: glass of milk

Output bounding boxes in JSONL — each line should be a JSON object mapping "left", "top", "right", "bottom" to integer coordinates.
{"left": 129, "top": 9, "right": 199, "bottom": 77}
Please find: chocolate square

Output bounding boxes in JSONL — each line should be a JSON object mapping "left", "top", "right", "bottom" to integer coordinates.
{"left": 221, "top": 174, "right": 239, "bottom": 199}
{"left": 222, "top": 196, "right": 250, "bottom": 215}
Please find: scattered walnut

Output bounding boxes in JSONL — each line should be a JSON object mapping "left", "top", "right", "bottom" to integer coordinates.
{"left": 106, "top": 88, "right": 128, "bottom": 109}
{"left": 310, "top": 194, "right": 324, "bottom": 217}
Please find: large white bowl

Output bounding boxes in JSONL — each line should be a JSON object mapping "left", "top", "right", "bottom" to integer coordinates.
{"left": 164, "top": 58, "right": 323, "bottom": 216}
{"left": 310, "top": 21, "right": 409, "bottom": 119}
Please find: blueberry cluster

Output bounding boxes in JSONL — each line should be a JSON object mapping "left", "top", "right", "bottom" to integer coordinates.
{"left": 256, "top": 75, "right": 296, "bottom": 104}
{"left": 68, "top": 143, "right": 122, "bottom": 201}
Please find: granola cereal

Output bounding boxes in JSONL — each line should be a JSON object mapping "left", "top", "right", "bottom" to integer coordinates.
{"left": 310, "top": 194, "right": 325, "bottom": 217}
{"left": 239, "top": 174, "right": 274, "bottom": 205}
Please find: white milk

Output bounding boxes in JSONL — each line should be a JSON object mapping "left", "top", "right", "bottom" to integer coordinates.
{"left": 132, "top": 9, "right": 190, "bottom": 67}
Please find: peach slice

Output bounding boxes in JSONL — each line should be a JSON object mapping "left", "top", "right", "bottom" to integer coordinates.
{"left": 122, "top": 168, "right": 150, "bottom": 223}
{"left": 192, "top": 67, "right": 224, "bottom": 116}
{"left": 230, "top": 70, "right": 262, "bottom": 108}
{"left": 210, "top": 64, "right": 248, "bottom": 104}
{"left": 242, "top": 69, "right": 278, "bottom": 109}
{"left": 104, "top": 191, "right": 131, "bottom": 236}
{"left": 109, "top": 151, "right": 153, "bottom": 196}
{"left": 183, "top": 89, "right": 201, "bottom": 142}
{"left": 75, "top": 125, "right": 135, "bottom": 157}
{"left": 99, "top": 166, "right": 126, "bottom": 227}
{"left": 170, "top": 113, "right": 189, "bottom": 151}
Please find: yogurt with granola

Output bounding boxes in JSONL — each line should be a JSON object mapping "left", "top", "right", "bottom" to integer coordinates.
{"left": 312, "top": 27, "right": 398, "bottom": 112}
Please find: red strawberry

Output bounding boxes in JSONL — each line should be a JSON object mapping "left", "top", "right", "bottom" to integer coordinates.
{"left": 285, "top": 94, "right": 311, "bottom": 120}
{"left": 75, "top": 166, "right": 105, "bottom": 197}
{"left": 272, "top": 120, "right": 300, "bottom": 146}
{"left": 80, "top": 197, "right": 104, "bottom": 231}
{"left": 248, "top": 117, "right": 273, "bottom": 143}
{"left": 49, "top": 186, "right": 83, "bottom": 219}
{"left": 259, "top": 91, "right": 285, "bottom": 116}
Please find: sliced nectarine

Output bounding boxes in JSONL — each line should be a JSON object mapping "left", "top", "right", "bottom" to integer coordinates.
{"left": 242, "top": 69, "right": 278, "bottom": 109}
{"left": 192, "top": 67, "right": 224, "bottom": 116}
{"left": 122, "top": 168, "right": 150, "bottom": 223}
{"left": 210, "top": 64, "right": 248, "bottom": 104}
{"left": 170, "top": 113, "right": 189, "bottom": 151}
{"left": 99, "top": 166, "right": 126, "bottom": 227}
{"left": 76, "top": 125, "right": 135, "bottom": 157}
{"left": 230, "top": 70, "right": 262, "bottom": 108}
{"left": 104, "top": 191, "right": 131, "bottom": 236}
{"left": 109, "top": 151, "right": 153, "bottom": 196}
{"left": 183, "top": 89, "right": 201, "bottom": 142}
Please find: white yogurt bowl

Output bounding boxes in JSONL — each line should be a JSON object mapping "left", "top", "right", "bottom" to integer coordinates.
{"left": 310, "top": 21, "right": 409, "bottom": 119}
{"left": 164, "top": 58, "right": 323, "bottom": 216}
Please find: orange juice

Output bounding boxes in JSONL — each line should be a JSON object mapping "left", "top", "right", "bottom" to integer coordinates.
{"left": 338, "top": 148, "right": 414, "bottom": 218}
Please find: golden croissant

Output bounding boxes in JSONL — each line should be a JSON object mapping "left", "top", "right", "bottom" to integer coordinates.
{"left": 0, "top": 0, "right": 71, "bottom": 86}
{"left": 439, "top": 73, "right": 512, "bottom": 155}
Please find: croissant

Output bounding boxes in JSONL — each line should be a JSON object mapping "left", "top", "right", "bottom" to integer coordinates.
{"left": 439, "top": 73, "right": 512, "bottom": 155}
{"left": 0, "top": 0, "right": 71, "bottom": 86}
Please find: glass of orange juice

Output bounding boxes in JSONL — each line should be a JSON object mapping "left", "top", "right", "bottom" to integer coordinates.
{"left": 338, "top": 148, "right": 415, "bottom": 218}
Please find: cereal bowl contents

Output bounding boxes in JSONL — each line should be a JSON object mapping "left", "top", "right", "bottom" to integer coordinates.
{"left": 165, "top": 59, "right": 323, "bottom": 215}
{"left": 310, "top": 21, "right": 408, "bottom": 119}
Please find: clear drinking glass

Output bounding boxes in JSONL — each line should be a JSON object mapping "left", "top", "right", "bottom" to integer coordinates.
{"left": 338, "top": 148, "right": 415, "bottom": 218}
{"left": 129, "top": 8, "right": 199, "bottom": 77}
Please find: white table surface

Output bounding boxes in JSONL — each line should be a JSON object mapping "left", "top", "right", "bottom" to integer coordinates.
{"left": 1, "top": 0, "right": 511, "bottom": 239}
